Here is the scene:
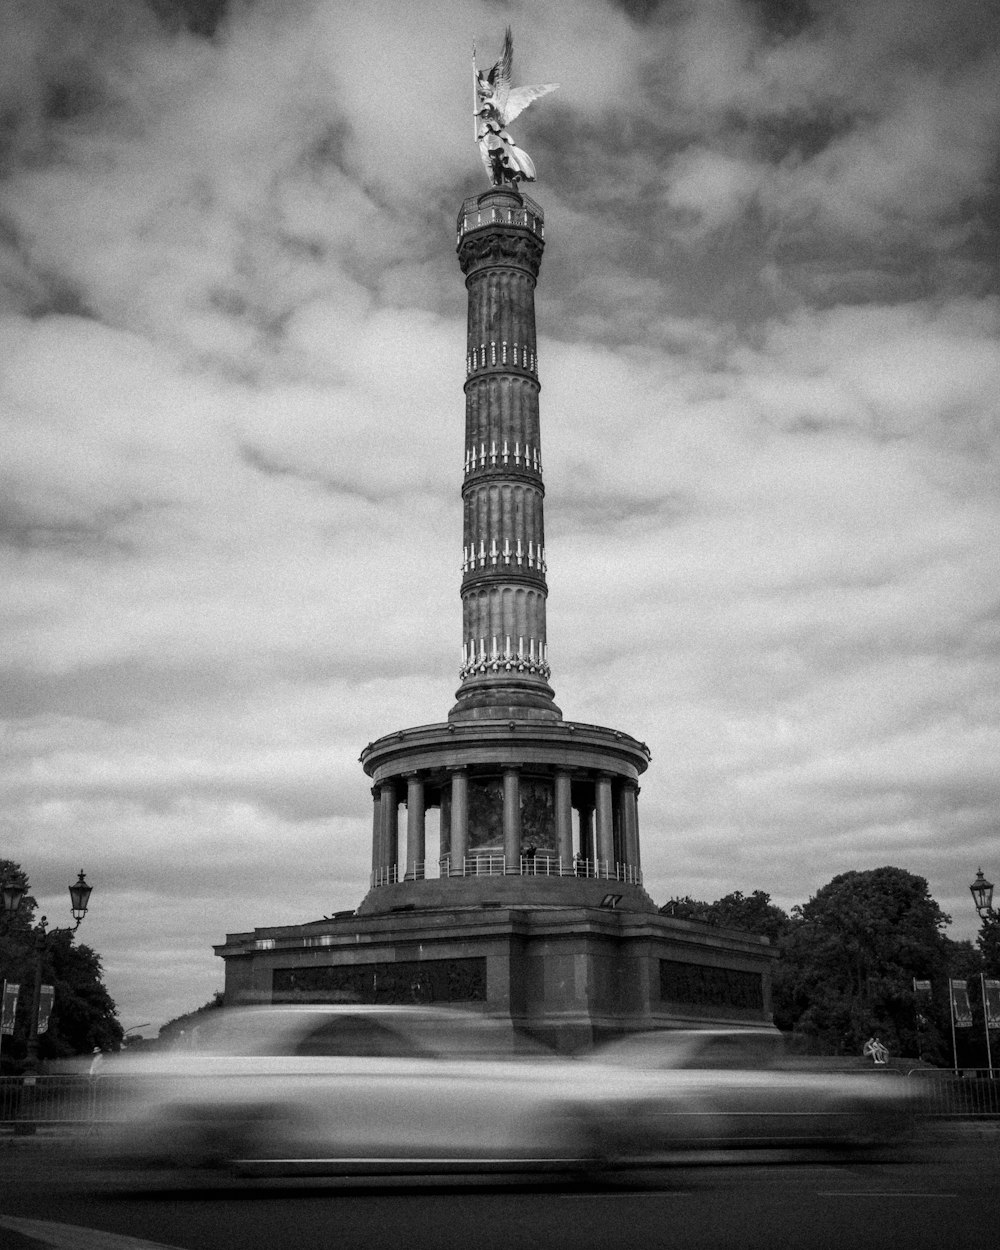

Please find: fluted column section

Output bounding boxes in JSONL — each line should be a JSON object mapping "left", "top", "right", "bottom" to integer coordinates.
{"left": 452, "top": 186, "right": 560, "bottom": 723}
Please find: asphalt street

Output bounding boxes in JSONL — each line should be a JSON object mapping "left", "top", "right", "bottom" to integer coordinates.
{"left": 1, "top": 1133, "right": 998, "bottom": 1250}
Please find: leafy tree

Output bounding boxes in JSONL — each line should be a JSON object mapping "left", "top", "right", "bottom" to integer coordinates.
{"left": 157, "top": 992, "right": 225, "bottom": 1046}
{"left": 778, "top": 867, "right": 952, "bottom": 1060}
{"left": 978, "top": 910, "right": 1000, "bottom": 979}
{"left": 0, "top": 860, "right": 123, "bottom": 1070}
{"left": 660, "top": 890, "right": 791, "bottom": 943}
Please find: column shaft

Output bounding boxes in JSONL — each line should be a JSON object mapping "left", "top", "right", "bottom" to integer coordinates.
{"left": 554, "top": 770, "right": 573, "bottom": 865}
{"left": 370, "top": 786, "right": 381, "bottom": 878}
{"left": 503, "top": 767, "right": 521, "bottom": 867}
{"left": 405, "top": 775, "right": 426, "bottom": 880}
{"left": 623, "top": 781, "right": 640, "bottom": 873}
{"left": 595, "top": 774, "right": 614, "bottom": 870}
{"left": 380, "top": 780, "right": 398, "bottom": 878}
{"left": 451, "top": 769, "right": 469, "bottom": 875}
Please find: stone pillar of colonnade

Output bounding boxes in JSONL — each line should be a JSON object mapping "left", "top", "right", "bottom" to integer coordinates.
{"left": 450, "top": 768, "right": 469, "bottom": 875}
{"left": 405, "top": 774, "right": 426, "bottom": 881}
{"left": 622, "top": 780, "right": 640, "bottom": 873}
{"left": 370, "top": 786, "right": 381, "bottom": 879}
{"left": 594, "top": 775, "right": 614, "bottom": 868}
{"left": 554, "top": 769, "right": 572, "bottom": 863}
{"left": 503, "top": 767, "right": 521, "bottom": 865}
{"left": 379, "top": 780, "right": 398, "bottom": 880}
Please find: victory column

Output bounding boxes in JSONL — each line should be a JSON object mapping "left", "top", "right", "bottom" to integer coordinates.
{"left": 216, "top": 32, "right": 776, "bottom": 1049}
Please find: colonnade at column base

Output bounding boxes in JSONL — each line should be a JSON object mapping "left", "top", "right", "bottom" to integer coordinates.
{"left": 361, "top": 717, "right": 652, "bottom": 906}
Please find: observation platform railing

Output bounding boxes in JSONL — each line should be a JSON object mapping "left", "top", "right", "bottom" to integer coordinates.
{"left": 371, "top": 856, "right": 642, "bottom": 888}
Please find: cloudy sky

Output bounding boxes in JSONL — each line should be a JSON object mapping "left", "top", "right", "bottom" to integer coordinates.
{"left": 2, "top": 0, "right": 998, "bottom": 1035}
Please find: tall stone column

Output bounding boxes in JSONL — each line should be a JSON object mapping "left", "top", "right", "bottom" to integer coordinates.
{"left": 450, "top": 768, "right": 469, "bottom": 875}
{"left": 452, "top": 187, "right": 560, "bottom": 723}
{"left": 554, "top": 769, "right": 573, "bottom": 865}
{"left": 595, "top": 774, "right": 614, "bottom": 870}
{"left": 405, "top": 774, "right": 425, "bottom": 880}
{"left": 503, "top": 767, "right": 521, "bottom": 866}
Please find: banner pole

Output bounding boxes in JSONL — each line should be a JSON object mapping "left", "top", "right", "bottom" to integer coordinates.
{"left": 949, "top": 976, "right": 958, "bottom": 1075}
{"left": 981, "top": 972, "right": 994, "bottom": 1078}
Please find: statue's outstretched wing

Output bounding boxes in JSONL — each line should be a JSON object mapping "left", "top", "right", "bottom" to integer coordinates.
{"left": 500, "top": 83, "right": 559, "bottom": 127}
{"left": 486, "top": 26, "right": 514, "bottom": 119}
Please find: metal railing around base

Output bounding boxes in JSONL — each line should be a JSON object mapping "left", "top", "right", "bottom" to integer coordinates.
{"left": 440, "top": 855, "right": 642, "bottom": 884}
{"left": 371, "top": 856, "right": 642, "bottom": 888}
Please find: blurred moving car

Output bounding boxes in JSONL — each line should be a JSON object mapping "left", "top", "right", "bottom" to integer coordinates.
{"left": 587, "top": 1028, "right": 922, "bottom": 1153}
{"left": 90, "top": 1005, "right": 694, "bottom": 1182}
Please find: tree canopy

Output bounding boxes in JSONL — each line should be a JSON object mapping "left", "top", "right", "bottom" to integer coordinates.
{"left": 775, "top": 867, "right": 953, "bottom": 1059}
{"left": 661, "top": 868, "right": 980, "bottom": 1064}
{"left": 157, "top": 992, "right": 225, "bottom": 1046}
{"left": 0, "top": 860, "right": 123, "bottom": 1071}
{"left": 661, "top": 889, "right": 792, "bottom": 944}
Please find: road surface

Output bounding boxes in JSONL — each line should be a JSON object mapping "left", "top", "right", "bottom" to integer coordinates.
{"left": 1, "top": 1131, "right": 997, "bottom": 1250}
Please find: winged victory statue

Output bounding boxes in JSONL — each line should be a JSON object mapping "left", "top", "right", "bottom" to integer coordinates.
{"left": 473, "top": 28, "right": 558, "bottom": 186}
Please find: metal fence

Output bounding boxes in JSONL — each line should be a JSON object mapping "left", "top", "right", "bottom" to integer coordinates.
{"left": 905, "top": 1069, "right": 1000, "bottom": 1117}
{"left": 1, "top": 1069, "right": 997, "bottom": 1132}
{"left": 0, "top": 1074, "right": 133, "bottom": 1129}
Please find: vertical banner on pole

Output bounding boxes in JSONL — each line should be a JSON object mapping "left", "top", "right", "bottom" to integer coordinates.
{"left": 36, "top": 985, "right": 55, "bottom": 1035}
{"left": 1, "top": 982, "right": 19, "bottom": 1034}
{"left": 913, "top": 978, "right": 932, "bottom": 1028}
{"left": 984, "top": 979, "right": 1000, "bottom": 1028}
{"left": 950, "top": 979, "right": 973, "bottom": 1027}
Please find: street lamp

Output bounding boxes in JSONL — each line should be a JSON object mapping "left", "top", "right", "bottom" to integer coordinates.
{"left": 2, "top": 873, "right": 27, "bottom": 917}
{"left": 970, "top": 868, "right": 995, "bottom": 918}
{"left": 1, "top": 869, "right": 94, "bottom": 1069}
{"left": 969, "top": 868, "right": 995, "bottom": 1078}
{"left": 68, "top": 870, "right": 93, "bottom": 928}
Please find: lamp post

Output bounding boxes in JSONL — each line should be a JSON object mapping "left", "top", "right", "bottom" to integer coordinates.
{"left": 1, "top": 869, "right": 93, "bottom": 1068}
{"left": 970, "top": 868, "right": 994, "bottom": 919}
{"left": 969, "top": 868, "right": 995, "bottom": 1078}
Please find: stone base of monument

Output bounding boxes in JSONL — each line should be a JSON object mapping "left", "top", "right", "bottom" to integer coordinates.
{"left": 215, "top": 905, "right": 777, "bottom": 1054}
